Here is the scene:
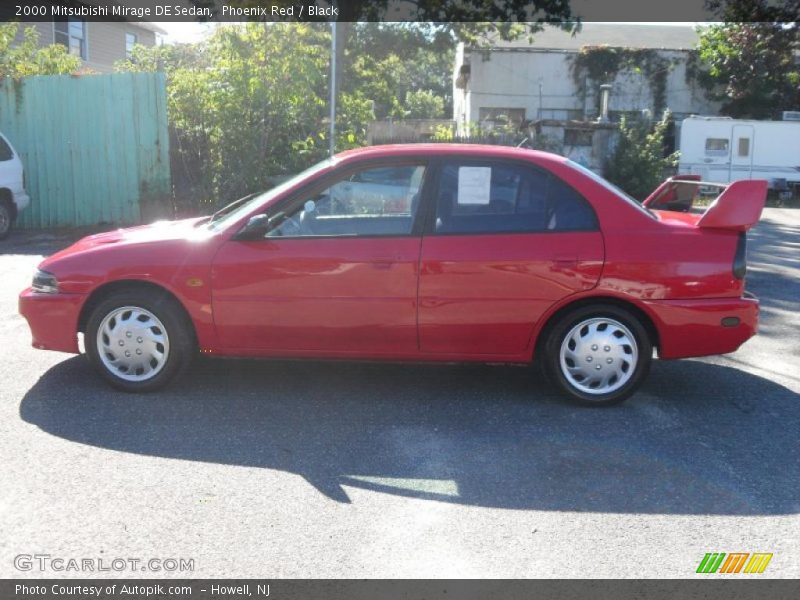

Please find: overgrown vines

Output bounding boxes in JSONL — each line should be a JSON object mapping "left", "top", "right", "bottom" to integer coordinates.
{"left": 570, "top": 46, "right": 675, "bottom": 116}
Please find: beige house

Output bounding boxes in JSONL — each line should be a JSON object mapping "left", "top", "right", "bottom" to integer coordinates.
{"left": 15, "top": 20, "right": 164, "bottom": 73}
{"left": 453, "top": 23, "right": 719, "bottom": 131}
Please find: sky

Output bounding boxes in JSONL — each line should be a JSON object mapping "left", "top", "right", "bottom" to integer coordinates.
{"left": 154, "top": 22, "right": 217, "bottom": 44}
{"left": 153, "top": 21, "right": 701, "bottom": 45}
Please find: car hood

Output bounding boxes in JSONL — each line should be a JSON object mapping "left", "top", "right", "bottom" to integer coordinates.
{"left": 69, "top": 217, "right": 208, "bottom": 248}
{"left": 90, "top": 216, "right": 210, "bottom": 243}
{"left": 42, "top": 217, "right": 213, "bottom": 266}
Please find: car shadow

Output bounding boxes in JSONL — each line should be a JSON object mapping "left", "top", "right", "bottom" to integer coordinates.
{"left": 20, "top": 355, "right": 799, "bottom": 515}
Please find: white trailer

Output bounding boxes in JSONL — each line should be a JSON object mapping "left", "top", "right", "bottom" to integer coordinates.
{"left": 678, "top": 116, "right": 800, "bottom": 193}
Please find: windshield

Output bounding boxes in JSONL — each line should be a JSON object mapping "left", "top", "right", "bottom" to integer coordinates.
{"left": 566, "top": 160, "right": 656, "bottom": 219}
{"left": 207, "top": 158, "right": 335, "bottom": 231}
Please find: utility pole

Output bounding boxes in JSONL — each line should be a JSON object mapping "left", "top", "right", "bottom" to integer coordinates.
{"left": 329, "top": 20, "right": 337, "bottom": 158}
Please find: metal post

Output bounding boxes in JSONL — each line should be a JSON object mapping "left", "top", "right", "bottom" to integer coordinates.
{"left": 329, "top": 21, "right": 337, "bottom": 158}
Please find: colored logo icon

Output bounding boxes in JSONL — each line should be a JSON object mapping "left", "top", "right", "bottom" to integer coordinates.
{"left": 696, "top": 553, "right": 773, "bottom": 574}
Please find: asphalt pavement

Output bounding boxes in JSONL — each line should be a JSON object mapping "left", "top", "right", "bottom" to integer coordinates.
{"left": 1, "top": 209, "right": 797, "bottom": 578}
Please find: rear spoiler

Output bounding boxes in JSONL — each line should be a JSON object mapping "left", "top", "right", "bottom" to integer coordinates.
{"left": 643, "top": 177, "right": 767, "bottom": 231}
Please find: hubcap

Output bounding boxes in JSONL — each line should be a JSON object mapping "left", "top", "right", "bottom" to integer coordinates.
{"left": 559, "top": 317, "right": 638, "bottom": 396}
{"left": 97, "top": 306, "right": 169, "bottom": 382}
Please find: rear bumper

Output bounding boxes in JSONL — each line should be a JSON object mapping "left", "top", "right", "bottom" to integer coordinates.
{"left": 18, "top": 288, "right": 84, "bottom": 353}
{"left": 643, "top": 295, "right": 759, "bottom": 359}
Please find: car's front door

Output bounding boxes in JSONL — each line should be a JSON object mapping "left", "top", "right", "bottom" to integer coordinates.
{"left": 212, "top": 162, "right": 428, "bottom": 355}
{"left": 418, "top": 160, "right": 604, "bottom": 357}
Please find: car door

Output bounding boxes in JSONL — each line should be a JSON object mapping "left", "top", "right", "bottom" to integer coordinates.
{"left": 418, "top": 159, "right": 604, "bottom": 357}
{"left": 702, "top": 130, "right": 733, "bottom": 183}
{"left": 0, "top": 134, "right": 20, "bottom": 191}
{"left": 211, "top": 161, "right": 429, "bottom": 355}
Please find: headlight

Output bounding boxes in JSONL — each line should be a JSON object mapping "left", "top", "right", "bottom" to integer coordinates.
{"left": 32, "top": 269, "right": 59, "bottom": 294}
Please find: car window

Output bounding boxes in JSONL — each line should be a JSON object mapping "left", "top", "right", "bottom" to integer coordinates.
{"left": 266, "top": 164, "right": 426, "bottom": 238}
{"left": 434, "top": 162, "right": 597, "bottom": 234}
{"left": 0, "top": 136, "right": 13, "bottom": 161}
{"left": 208, "top": 159, "right": 335, "bottom": 232}
{"left": 566, "top": 160, "right": 656, "bottom": 220}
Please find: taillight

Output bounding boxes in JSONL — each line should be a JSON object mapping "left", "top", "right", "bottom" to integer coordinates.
{"left": 733, "top": 232, "right": 747, "bottom": 280}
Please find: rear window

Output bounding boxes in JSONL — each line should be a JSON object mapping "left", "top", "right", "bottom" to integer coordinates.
{"left": 566, "top": 160, "right": 656, "bottom": 219}
{"left": 434, "top": 162, "right": 598, "bottom": 234}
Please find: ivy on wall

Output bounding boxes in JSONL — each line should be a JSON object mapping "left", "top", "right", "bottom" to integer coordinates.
{"left": 569, "top": 46, "right": 676, "bottom": 116}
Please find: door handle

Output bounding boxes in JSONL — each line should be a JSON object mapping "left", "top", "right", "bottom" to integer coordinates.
{"left": 372, "top": 255, "right": 401, "bottom": 269}
{"left": 553, "top": 256, "right": 578, "bottom": 270}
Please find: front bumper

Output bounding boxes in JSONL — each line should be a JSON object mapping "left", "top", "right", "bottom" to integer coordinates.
{"left": 643, "top": 295, "right": 759, "bottom": 360}
{"left": 13, "top": 191, "right": 30, "bottom": 213}
{"left": 18, "top": 288, "right": 84, "bottom": 353}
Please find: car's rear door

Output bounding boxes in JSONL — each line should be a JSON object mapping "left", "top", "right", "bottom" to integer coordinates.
{"left": 211, "top": 161, "right": 429, "bottom": 355}
{"left": 418, "top": 159, "right": 604, "bottom": 357}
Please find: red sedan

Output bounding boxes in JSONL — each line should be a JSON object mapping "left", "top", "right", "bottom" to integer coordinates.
{"left": 19, "top": 145, "right": 766, "bottom": 405}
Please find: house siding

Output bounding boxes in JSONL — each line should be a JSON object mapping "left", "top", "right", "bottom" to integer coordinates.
{"left": 83, "top": 22, "right": 156, "bottom": 73}
{"left": 455, "top": 46, "right": 720, "bottom": 131}
{"left": 12, "top": 22, "right": 54, "bottom": 45}
{"left": 11, "top": 21, "right": 157, "bottom": 73}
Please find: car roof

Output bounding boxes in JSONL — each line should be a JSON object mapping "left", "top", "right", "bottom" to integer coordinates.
{"left": 335, "top": 144, "right": 569, "bottom": 167}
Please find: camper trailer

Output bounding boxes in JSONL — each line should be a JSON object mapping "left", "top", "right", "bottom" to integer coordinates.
{"left": 678, "top": 115, "right": 800, "bottom": 195}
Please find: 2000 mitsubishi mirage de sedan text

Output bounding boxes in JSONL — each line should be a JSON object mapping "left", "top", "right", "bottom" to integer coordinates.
{"left": 19, "top": 145, "right": 767, "bottom": 406}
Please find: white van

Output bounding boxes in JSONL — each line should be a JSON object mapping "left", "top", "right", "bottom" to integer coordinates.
{"left": 0, "top": 132, "right": 29, "bottom": 239}
{"left": 678, "top": 116, "right": 800, "bottom": 194}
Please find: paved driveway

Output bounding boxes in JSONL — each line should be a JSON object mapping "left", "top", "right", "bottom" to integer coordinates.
{"left": 1, "top": 209, "right": 797, "bottom": 578}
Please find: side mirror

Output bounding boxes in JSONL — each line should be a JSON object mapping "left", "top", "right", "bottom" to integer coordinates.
{"left": 235, "top": 213, "right": 269, "bottom": 240}
{"left": 268, "top": 211, "right": 287, "bottom": 227}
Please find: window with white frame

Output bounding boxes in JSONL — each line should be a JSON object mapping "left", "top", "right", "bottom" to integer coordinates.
{"left": 126, "top": 32, "right": 137, "bottom": 59}
{"left": 55, "top": 19, "right": 87, "bottom": 60}
{"left": 705, "top": 138, "right": 729, "bottom": 156}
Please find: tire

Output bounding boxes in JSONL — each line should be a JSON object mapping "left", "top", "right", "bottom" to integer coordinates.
{"left": 541, "top": 304, "right": 652, "bottom": 406}
{"left": 0, "top": 202, "right": 12, "bottom": 240}
{"left": 85, "top": 289, "right": 195, "bottom": 392}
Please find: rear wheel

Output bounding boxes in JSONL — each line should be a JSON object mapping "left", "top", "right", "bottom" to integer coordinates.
{"left": 0, "top": 202, "right": 12, "bottom": 240}
{"left": 542, "top": 304, "right": 652, "bottom": 406}
{"left": 85, "top": 290, "right": 194, "bottom": 392}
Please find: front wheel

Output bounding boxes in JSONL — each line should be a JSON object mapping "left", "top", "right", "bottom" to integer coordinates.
{"left": 542, "top": 304, "right": 652, "bottom": 406}
{"left": 85, "top": 290, "right": 194, "bottom": 392}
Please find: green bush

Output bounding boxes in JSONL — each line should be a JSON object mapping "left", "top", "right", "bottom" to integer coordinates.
{"left": 0, "top": 23, "right": 81, "bottom": 77}
{"left": 604, "top": 111, "right": 678, "bottom": 201}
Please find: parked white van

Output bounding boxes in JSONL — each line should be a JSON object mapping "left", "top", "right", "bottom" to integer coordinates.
{"left": 678, "top": 116, "right": 800, "bottom": 195}
{"left": 0, "top": 132, "right": 29, "bottom": 239}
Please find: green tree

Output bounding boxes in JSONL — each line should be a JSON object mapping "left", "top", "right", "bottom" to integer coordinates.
{"left": 116, "top": 22, "right": 466, "bottom": 208}
{"left": 191, "top": 2, "right": 577, "bottom": 110}
{"left": 402, "top": 89, "right": 445, "bottom": 119}
{"left": 119, "top": 23, "right": 333, "bottom": 207}
{"left": 341, "top": 24, "right": 454, "bottom": 119}
{"left": 117, "top": 19, "right": 578, "bottom": 210}
{"left": 0, "top": 23, "right": 81, "bottom": 77}
{"left": 605, "top": 112, "right": 678, "bottom": 201}
{"left": 694, "top": 22, "right": 799, "bottom": 118}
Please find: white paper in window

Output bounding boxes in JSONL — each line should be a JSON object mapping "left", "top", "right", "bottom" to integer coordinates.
{"left": 457, "top": 167, "right": 492, "bottom": 205}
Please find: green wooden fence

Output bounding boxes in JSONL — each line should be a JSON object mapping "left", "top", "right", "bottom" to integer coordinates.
{"left": 0, "top": 72, "right": 170, "bottom": 228}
